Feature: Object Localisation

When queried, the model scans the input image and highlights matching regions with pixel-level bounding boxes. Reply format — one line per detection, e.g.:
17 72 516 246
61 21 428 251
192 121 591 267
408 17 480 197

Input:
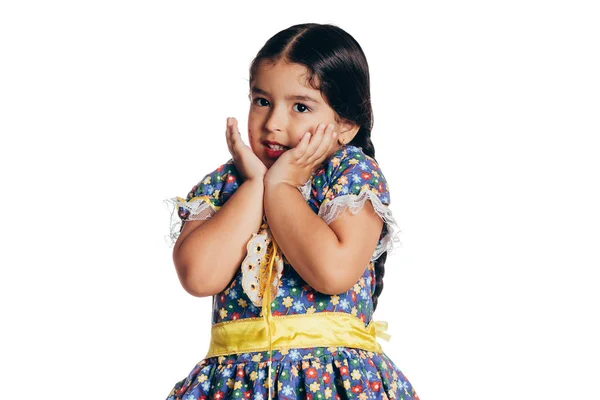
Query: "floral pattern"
167 146 418 399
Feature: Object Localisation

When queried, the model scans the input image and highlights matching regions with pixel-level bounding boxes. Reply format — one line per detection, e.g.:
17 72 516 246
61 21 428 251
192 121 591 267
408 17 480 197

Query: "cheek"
248 130 259 146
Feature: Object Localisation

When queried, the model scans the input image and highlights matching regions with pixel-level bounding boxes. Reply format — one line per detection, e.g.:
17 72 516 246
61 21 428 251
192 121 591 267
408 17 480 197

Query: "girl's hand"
264 123 339 188
226 117 267 182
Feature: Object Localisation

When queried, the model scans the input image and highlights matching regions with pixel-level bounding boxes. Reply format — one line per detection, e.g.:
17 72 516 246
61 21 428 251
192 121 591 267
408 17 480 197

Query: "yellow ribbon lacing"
262 239 278 400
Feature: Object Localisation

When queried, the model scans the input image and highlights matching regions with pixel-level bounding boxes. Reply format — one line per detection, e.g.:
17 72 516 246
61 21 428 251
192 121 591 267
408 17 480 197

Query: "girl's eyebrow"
251 86 320 104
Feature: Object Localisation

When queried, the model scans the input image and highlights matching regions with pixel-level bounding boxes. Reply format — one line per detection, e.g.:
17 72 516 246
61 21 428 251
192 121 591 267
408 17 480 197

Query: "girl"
165 23 419 400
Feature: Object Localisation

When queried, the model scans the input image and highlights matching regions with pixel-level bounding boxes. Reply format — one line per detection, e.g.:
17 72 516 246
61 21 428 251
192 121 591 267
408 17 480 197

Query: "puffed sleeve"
163 159 241 246
316 145 401 262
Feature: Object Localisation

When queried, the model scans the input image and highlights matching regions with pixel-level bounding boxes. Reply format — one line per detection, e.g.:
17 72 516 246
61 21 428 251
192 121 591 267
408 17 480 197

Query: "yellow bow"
373 320 392 341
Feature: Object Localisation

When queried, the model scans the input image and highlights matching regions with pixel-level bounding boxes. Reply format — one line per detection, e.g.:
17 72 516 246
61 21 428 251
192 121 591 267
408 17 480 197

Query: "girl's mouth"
264 143 289 158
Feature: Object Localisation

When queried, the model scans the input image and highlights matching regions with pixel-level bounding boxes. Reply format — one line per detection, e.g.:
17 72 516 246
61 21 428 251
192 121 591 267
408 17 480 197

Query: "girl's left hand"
264 123 339 188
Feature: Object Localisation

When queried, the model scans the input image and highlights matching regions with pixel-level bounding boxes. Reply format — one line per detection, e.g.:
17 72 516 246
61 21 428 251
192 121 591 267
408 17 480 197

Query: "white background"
1 1 598 399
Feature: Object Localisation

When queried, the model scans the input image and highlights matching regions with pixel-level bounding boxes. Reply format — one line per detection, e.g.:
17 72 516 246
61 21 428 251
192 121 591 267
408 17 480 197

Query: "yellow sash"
206 312 391 358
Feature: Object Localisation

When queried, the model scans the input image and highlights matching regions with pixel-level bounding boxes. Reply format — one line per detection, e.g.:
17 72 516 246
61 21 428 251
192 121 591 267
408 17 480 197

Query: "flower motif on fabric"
241 220 286 307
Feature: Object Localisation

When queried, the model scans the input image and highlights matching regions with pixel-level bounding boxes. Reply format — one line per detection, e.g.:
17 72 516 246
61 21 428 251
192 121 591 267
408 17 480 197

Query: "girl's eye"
253 98 270 107
293 103 310 113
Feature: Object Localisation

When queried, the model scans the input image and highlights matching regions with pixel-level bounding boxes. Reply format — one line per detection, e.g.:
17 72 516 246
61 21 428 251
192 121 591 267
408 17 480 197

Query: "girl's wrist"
242 175 266 186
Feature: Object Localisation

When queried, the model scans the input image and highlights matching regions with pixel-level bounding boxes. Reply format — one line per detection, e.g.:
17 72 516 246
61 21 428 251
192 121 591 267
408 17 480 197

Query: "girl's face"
248 60 346 169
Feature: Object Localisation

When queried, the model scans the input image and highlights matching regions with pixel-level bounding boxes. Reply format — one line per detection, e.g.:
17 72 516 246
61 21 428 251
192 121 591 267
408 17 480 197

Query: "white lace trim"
297 179 312 201
163 197 217 247
318 190 402 262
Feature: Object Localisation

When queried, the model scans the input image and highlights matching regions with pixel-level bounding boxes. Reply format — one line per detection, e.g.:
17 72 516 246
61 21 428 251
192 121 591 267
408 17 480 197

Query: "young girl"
165 23 419 400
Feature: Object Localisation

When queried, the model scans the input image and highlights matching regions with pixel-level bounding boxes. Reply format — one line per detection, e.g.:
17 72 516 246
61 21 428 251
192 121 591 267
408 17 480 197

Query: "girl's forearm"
264 181 343 294
173 178 264 297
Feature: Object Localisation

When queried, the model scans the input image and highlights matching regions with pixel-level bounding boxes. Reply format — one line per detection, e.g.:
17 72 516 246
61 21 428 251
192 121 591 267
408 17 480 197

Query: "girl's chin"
261 148 287 164
258 156 274 169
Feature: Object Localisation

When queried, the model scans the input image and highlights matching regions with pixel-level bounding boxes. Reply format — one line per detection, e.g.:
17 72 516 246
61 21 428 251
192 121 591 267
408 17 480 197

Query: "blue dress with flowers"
165 145 419 400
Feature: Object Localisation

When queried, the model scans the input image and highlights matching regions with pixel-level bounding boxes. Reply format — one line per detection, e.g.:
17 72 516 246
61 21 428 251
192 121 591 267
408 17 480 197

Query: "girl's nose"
264 107 286 132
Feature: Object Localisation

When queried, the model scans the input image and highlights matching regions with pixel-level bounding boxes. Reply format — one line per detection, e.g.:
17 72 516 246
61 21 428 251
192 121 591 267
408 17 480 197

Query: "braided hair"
249 23 388 311
349 133 387 311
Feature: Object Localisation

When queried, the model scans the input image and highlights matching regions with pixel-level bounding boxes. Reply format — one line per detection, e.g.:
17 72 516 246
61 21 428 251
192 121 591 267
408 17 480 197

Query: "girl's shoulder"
311 145 391 206
329 144 384 171
165 159 242 245
176 158 241 217
309 145 399 262
185 158 241 205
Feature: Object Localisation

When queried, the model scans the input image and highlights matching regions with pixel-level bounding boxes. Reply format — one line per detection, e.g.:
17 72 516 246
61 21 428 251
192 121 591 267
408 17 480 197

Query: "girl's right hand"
226 117 267 182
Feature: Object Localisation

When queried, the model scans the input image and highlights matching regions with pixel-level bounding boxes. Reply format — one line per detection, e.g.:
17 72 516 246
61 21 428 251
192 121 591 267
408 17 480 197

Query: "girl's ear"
337 119 360 145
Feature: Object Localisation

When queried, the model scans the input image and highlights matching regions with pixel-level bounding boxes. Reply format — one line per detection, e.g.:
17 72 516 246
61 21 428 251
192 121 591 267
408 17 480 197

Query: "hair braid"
349 134 387 311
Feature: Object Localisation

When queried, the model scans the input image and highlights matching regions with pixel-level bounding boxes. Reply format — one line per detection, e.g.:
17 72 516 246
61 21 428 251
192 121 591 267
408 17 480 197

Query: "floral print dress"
165 145 419 400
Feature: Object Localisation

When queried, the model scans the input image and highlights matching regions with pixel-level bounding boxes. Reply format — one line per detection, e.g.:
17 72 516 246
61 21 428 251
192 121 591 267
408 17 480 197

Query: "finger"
306 123 326 155
314 129 338 165
226 117 234 154
295 130 315 164
299 123 325 164
292 132 311 161
307 123 334 164
227 117 244 157
229 118 244 149
314 124 335 160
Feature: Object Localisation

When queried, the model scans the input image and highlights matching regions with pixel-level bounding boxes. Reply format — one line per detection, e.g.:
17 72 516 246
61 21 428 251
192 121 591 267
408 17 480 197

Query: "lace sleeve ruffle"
297 178 312 201
318 189 402 262
163 160 241 247
163 196 218 247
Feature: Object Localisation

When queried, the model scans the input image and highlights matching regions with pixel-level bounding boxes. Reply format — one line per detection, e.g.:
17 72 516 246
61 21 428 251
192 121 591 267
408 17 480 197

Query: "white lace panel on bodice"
240 222 285 307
